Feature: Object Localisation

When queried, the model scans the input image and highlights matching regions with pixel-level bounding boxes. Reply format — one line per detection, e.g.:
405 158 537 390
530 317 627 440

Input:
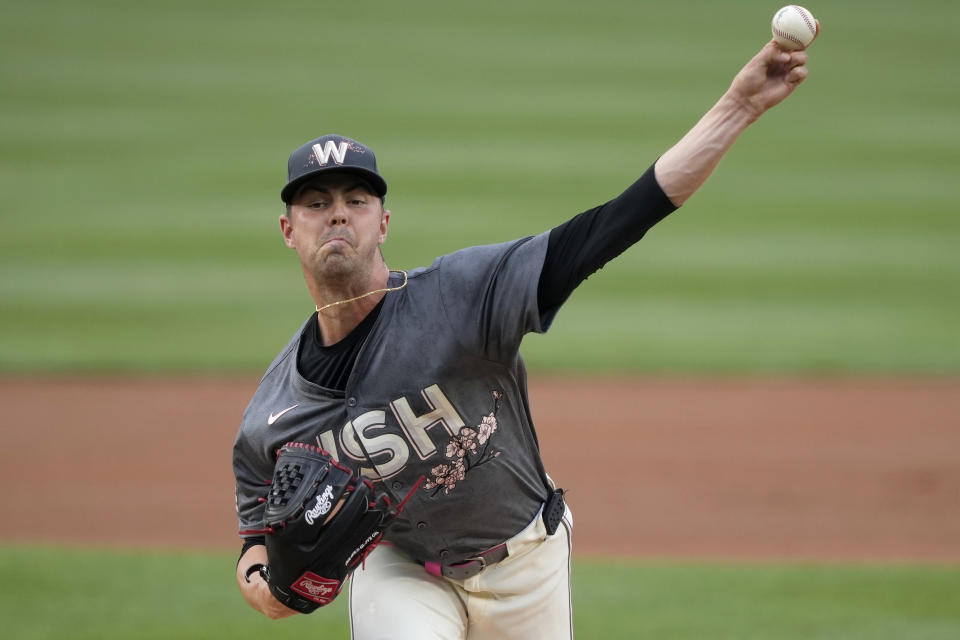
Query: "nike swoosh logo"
267 404 299 425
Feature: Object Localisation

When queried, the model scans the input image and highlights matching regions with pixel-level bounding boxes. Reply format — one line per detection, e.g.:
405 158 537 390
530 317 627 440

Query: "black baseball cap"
280 134 387 203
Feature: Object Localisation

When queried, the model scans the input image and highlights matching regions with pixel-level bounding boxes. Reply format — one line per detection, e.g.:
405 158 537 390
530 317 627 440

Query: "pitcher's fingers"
787 50 809 68
787 64 809 85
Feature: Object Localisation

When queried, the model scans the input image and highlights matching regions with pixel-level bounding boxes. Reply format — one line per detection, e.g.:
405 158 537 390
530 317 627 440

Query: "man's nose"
328 200 349 225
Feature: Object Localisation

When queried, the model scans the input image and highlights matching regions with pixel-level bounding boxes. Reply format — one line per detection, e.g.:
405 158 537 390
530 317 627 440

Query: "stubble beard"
309 244 381 293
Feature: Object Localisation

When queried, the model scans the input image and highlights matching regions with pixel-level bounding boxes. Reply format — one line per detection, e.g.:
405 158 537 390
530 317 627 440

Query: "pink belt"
424 490 565 581
424 542 509 581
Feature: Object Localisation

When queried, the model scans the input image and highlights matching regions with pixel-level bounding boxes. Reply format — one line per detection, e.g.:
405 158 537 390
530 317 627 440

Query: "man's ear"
379 209 391 245
280 214 296 248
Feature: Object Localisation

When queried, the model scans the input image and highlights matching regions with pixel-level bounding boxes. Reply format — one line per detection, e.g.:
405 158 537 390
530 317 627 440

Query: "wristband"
244 563 267 583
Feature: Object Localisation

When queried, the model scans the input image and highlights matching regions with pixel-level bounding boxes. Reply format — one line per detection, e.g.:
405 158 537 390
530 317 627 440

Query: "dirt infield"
1 376 957 561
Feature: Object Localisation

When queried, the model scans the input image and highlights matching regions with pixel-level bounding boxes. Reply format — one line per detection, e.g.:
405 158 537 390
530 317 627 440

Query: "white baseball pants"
349 505 574 639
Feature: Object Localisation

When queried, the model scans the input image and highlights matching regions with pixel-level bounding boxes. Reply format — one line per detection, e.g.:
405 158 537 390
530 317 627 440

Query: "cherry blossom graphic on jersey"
424 390 503 496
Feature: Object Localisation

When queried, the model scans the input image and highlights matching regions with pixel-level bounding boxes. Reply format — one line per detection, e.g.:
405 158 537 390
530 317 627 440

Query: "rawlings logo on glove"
258 442 414 613
304 485 335 525
291 572 341 607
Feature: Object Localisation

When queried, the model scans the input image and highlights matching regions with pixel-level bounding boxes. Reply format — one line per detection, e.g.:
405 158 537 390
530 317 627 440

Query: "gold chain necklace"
315 270 408 313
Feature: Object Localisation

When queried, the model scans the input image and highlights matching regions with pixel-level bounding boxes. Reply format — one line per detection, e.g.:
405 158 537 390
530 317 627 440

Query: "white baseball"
771 5 818 50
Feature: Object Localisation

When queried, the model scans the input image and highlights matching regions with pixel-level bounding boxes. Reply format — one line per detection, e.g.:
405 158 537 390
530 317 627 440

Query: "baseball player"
234 40 814 638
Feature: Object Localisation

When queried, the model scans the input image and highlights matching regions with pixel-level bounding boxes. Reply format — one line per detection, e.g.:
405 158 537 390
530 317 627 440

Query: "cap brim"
281 167 387 203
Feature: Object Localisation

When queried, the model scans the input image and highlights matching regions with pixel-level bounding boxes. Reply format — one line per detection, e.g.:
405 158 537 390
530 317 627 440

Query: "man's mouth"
323 236 352 247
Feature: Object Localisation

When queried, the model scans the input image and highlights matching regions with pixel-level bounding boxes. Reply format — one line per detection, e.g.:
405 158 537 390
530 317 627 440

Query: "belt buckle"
444 556 485 580
426 542 508 580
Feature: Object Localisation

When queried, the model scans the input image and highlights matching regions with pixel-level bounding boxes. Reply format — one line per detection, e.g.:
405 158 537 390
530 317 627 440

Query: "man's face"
281 173 390 283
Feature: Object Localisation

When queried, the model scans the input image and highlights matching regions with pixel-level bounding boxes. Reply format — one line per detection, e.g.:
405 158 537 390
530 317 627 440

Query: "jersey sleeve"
436 231 551 362
538 163 678 315
232 430 272 536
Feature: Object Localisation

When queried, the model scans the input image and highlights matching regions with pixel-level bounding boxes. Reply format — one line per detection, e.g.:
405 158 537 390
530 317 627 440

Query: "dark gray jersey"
233 232 558 565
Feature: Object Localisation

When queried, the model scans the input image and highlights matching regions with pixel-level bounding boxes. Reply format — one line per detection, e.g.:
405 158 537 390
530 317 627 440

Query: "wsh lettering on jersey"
315 385 503 494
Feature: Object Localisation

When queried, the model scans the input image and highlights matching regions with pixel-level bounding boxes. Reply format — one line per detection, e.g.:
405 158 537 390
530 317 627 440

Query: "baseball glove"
260 442 399 613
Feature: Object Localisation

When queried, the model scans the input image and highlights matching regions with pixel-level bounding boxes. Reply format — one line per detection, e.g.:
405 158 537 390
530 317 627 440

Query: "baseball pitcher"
233 37 815 639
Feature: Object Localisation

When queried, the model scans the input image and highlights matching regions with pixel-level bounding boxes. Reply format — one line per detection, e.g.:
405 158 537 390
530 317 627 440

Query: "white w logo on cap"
312 140 349 166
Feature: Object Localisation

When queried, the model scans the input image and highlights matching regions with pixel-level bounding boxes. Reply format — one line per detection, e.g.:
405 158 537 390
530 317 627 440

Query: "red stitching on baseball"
794 6 817 35
773 26 804 48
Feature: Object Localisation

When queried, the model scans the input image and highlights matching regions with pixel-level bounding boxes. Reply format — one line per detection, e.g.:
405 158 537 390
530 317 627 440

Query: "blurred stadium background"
2 0 957 374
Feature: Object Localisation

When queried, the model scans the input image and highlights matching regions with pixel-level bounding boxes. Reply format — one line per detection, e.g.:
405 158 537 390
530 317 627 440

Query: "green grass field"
2 546 959 640
1 0 957 374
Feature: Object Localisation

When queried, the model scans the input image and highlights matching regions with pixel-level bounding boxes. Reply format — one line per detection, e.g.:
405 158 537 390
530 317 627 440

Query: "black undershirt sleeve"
239 535 266 564
537 163 678 315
